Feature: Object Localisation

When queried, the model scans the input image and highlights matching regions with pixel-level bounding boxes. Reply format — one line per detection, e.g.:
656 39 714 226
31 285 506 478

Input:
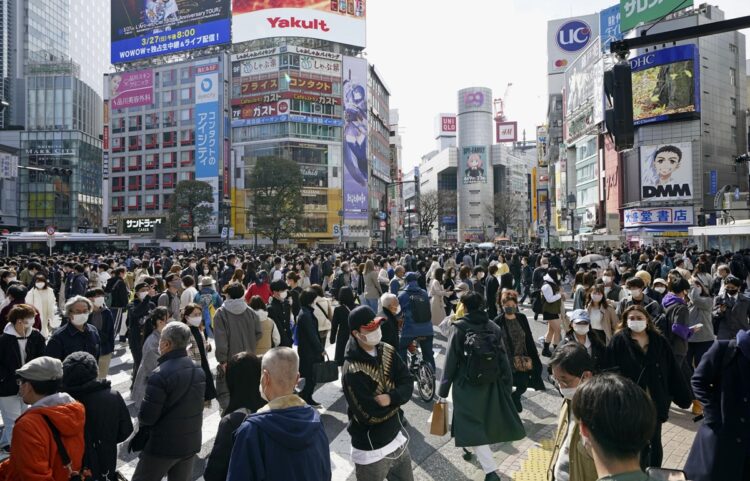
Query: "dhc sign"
557 20 592 52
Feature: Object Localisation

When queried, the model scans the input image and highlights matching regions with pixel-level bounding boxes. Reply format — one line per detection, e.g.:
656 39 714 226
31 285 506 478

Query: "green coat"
438 311 526 447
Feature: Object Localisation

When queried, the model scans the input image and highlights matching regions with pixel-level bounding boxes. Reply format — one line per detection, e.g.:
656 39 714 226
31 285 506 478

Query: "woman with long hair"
585 284 618 344
182 303 217 405
429 268 451 325
362 259 381 312
442 267 457 316
540 268 564 357
330 286 356 366
131 306 170 411
297 288 325 407
25 274 57 337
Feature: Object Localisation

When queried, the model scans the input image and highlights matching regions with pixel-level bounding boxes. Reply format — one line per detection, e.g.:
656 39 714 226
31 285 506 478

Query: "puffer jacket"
397 281 433 339
0 393 85 481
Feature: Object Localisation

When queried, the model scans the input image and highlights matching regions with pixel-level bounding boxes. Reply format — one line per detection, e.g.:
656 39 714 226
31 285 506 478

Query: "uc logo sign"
464 92 485 108
557 20 591 52
201 78 213 92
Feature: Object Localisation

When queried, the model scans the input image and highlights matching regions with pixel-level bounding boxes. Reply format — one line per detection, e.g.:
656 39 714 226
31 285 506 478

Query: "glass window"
180 88 192 101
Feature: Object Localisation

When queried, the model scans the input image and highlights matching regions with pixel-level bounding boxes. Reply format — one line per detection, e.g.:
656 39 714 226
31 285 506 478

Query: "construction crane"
493 82 513 123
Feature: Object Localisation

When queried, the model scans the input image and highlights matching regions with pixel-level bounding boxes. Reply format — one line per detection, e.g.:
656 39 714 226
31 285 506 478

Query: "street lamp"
566 193 577 246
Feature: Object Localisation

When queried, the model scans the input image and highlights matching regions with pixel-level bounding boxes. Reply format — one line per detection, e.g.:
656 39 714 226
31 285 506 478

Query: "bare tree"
418 190 440 236
487 191 523 236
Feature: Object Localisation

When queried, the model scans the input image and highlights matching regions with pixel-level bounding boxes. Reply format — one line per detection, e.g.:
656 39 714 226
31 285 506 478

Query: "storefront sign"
624 206 694 227
123 217 164 233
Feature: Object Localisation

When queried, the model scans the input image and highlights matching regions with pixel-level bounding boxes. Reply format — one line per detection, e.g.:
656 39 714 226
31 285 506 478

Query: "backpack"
409 292 431 324
455 320 502 385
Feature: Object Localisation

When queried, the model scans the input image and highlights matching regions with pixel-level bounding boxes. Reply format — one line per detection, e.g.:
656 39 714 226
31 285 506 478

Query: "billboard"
343 56 368 220
299 55 342 77
109 70 154 109
459 88 492 114
195 63 221 232
123 217 165 234
640 142 693 201
111 0 231 64
624 206 694 227
232 0 367 48
536 125 548 168
620 0 693 32
631 45 700 126
600 4 622 54
547 14 599 74
496 121 517 143
439 115 457 135
461 146 488 185
238 55 279 76
564 37 604 142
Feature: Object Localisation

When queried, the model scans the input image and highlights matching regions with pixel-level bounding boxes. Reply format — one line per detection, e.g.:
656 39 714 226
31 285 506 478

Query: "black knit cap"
62 351 98 388
348 305 382 333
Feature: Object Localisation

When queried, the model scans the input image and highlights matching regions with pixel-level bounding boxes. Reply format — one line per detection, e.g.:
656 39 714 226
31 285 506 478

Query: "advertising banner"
240 56 279 76
459 88 492 114
536 125 548 168
531 167 538 222
461 146 488 185
233 91 340 106
240 78 280 95
600 4 622 54
624 206 694 227
232 0 366 48
439 115 457 134
496 121 518 143
620 0 693 32
111 0 231 64
631 45 700 126
123 217 165 234
195 64 220 180
640 142 693 201
564 37 604 142
547 14 599 74
231 100 290 120
287 75 334 94
342 56 368 220
537 189 550 226
299 55 342 77
109 70 154 109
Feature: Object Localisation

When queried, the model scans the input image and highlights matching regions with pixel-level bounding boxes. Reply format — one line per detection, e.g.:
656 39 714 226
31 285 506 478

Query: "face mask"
629 289 642 298
590 293 603 303
359 328 382 346
169 281 181 289
190 263 197 269
93 297 105 308
602 276 612 284
456 292 465 299
278 291 288 300
259 374 268 402
35 282 45 289
654 286 666 294
726 290 739 297
7 277 16 282
627 319 648 333
71 313 89 326
477 273 484 280
573 324 590 336
503 306 516 315
24 318 35 329
138 291 148 300
187 315 202 327
204 269 210 274
560 386 578 400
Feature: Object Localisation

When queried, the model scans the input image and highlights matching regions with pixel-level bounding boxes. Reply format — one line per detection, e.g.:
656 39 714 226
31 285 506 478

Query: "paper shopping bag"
429 401 448 436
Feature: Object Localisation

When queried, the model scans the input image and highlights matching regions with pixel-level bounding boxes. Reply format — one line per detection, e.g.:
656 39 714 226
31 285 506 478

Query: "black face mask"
503 306 516 315
726 290 739 296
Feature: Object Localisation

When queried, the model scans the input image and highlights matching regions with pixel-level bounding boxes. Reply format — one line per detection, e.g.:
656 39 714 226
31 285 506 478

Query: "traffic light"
697 213 707 227
604 62 634 151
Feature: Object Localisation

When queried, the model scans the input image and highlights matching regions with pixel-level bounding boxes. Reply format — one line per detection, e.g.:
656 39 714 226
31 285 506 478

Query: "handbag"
313 353 339 383
429 401 449 436
41 415 92 481
513 355 533 372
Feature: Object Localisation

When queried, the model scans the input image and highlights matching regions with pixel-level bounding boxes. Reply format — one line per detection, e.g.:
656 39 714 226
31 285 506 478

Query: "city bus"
0 232 131 256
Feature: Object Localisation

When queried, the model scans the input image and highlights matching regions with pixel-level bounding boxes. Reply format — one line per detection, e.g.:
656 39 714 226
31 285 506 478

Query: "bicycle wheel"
416 362 435 402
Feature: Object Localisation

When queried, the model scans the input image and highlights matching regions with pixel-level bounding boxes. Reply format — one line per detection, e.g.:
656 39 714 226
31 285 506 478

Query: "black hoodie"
342 337 414 451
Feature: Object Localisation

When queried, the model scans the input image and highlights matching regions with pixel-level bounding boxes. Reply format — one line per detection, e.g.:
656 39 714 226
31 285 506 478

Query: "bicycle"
406 336 435 402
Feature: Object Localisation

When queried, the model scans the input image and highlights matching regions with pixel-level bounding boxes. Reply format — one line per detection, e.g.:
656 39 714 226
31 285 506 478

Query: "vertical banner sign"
195 63 221 232
620 0 693 32
531 167 538 222
343 56 368 221
600 4 622 53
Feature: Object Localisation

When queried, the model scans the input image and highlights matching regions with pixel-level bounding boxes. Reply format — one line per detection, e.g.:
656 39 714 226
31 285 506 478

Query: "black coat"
0 328 46 396
330 304 352 366
189 325 217 402
493 312 545 391
297 306 323 378
378 309 400 351
204 410 248 481
65 380 133 481
685 340 750 481
268 297 293 347
485 276 500 320
558 330 606 372
45 322 101 361
104 277 130 309
139 349 206 458
604 329 692 423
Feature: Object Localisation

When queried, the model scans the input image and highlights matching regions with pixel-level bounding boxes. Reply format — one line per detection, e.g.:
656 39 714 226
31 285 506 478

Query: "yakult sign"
547 14 599 74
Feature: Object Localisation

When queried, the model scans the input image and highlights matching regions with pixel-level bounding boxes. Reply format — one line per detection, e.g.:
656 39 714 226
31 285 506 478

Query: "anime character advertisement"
342 56 368 220
640 142 693 201
461 146 488 184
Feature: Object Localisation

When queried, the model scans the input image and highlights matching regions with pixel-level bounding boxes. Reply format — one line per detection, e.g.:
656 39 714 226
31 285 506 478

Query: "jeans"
354 445 414 481
364 297 379 312
132 453 195 481
0 396 26 447
473 445 498 474
397 336 435 371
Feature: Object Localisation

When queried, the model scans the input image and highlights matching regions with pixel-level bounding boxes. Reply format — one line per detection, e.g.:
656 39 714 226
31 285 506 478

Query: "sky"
365 0 750 171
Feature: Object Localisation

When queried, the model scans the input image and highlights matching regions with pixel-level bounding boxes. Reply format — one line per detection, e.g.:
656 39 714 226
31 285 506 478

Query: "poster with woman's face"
640 142 693 201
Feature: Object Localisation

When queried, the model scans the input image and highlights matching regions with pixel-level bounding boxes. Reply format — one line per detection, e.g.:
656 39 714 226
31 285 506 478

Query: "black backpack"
409 292 431 324
455 320 502 385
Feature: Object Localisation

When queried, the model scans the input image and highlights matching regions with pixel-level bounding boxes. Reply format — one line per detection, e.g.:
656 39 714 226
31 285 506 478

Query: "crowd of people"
0 244 748 480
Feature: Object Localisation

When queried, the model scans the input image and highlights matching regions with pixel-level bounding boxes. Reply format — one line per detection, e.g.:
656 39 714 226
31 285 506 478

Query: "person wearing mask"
65 264 89 300
17 262 40 288
25 274 57 338
310 284 333 347
204 352 266 481
647 277 668 306
710 264 730 296
712 275 750 339
158 273 181 323
439 292 525 481
604 305 692 468
429 268 452 325
105 267 130 343
248 296 280 356
0 305 45 452
127 282 155 381
397 272 435 371
296 288 326 407
46 296 101 362
571 374 661 481
182 304 217 405
131 307 169 412
131 322 205 481
85 289 115 379
493 290 544 413
179 275 198 314
267 280 293 348
61 351 133 481
362 259 382 312
389 266 407 295
180 258 199 286
227 347 331 481
684 328 750 481
0 356 85 480
377 259 391 295
214 283 263 410
616 277 663 324
218 254 237 291
471 267 487 300
662 278 702 387
194 276 222 339
558 309 606 371
601 268 627 303
685 276 715 413
378 293 402 350
547 343 597 481
519 257 534 305
331 261 352 299
541 269 564 357
330 286 356 366
244 271 272 304
484 265 501 320
286 271 303 318
0 285 41 330
342 306 415 480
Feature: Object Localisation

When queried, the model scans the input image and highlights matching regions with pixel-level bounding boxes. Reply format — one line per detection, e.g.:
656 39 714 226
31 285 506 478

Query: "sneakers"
484 471 502 481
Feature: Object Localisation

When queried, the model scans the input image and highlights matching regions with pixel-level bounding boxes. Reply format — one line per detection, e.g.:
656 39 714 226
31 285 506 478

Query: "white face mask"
93 297 105 308
35 282 45 289
359 327 382 346
590 293 603 303
629 289 642 298
190 263 197 269
138 291 148 300
8 277 16 282
71 313 89 326
187 315 202 327
560 386 578 400
602 276 612 284
573 324 590 336
278 291 288 301
654 286 666 294
627 319 648 333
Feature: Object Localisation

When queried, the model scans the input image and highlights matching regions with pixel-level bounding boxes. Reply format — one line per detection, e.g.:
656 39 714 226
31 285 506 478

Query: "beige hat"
199 276 215 287
16 356 63 382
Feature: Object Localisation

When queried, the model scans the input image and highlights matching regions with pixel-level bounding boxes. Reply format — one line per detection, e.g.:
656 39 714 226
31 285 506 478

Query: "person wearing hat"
127 282 156 382
61 352 133 481
558 309 605 371
712 275 750 340
397 272 434 370
267 280 293 348
0 356 85 480
341 305 415 480
647 277 667 305
194 275 222 339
